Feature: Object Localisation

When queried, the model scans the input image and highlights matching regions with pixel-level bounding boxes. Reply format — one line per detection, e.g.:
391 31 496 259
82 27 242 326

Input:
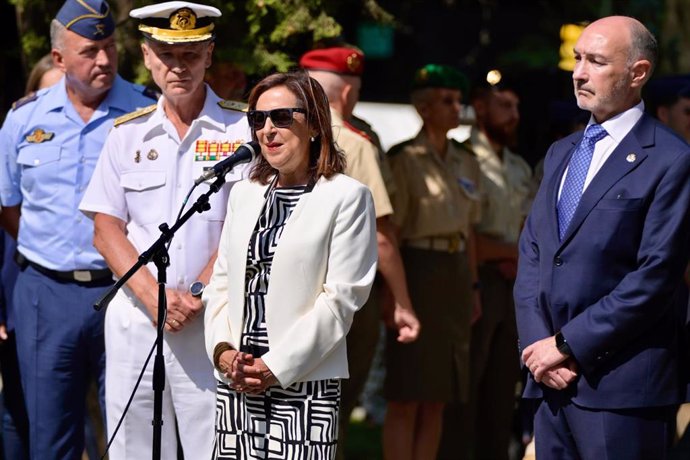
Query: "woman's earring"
310 136 316 142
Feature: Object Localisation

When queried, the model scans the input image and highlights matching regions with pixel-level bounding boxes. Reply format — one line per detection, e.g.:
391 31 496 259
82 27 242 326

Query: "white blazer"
204 173 378 387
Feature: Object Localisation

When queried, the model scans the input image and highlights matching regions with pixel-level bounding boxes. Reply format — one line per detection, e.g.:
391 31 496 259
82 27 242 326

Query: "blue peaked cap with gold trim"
56 0 115 40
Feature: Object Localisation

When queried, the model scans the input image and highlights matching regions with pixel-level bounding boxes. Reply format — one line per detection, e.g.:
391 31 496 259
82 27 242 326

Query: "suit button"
554 257 563 266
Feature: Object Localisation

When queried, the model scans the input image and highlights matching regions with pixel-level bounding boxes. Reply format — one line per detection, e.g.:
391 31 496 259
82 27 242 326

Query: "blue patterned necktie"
557 124 607 240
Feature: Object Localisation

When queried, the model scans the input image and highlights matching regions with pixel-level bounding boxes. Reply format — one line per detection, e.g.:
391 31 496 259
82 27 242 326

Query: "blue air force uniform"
1 77 156 269
0 1 156 457
0 76 156 459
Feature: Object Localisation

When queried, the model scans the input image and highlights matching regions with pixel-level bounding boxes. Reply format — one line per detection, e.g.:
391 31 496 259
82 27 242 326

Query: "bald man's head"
307 70 361 119
572 16 656 122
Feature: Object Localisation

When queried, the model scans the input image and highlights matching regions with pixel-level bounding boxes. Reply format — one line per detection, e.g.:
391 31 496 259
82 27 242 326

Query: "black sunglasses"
247 107 307 130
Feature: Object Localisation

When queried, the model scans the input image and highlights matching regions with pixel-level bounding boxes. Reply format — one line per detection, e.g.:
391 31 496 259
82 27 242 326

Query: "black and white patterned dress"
213 185 341 460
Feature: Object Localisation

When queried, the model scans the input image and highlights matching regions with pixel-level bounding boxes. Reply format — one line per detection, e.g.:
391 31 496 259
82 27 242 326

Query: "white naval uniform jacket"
80 86 250 291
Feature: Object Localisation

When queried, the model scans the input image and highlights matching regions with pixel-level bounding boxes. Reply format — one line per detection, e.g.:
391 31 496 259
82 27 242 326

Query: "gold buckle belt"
405 234 466 253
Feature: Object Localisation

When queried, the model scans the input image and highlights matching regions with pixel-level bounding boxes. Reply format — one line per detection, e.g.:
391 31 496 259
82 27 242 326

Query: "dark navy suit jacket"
515 113 690 409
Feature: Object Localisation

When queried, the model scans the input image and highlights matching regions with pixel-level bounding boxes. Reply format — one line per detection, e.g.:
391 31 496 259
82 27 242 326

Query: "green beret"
412 64 469 94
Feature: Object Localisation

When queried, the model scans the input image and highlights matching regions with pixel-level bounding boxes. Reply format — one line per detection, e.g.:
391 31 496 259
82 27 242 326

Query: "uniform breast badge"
147 149 159 161
25 128 55 143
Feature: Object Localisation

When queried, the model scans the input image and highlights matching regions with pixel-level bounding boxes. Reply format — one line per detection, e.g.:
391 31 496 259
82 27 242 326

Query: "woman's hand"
217 349 241 378
231 354 278 394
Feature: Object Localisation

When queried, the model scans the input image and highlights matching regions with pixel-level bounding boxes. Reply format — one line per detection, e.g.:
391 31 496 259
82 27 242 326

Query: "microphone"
194 141 260 185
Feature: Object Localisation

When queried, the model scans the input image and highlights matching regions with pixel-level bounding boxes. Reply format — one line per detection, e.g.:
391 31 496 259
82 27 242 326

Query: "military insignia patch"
25 128 55 143
458 177 475 193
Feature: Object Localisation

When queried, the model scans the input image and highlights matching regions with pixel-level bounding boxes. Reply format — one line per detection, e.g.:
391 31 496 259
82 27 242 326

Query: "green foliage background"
9 0 395 88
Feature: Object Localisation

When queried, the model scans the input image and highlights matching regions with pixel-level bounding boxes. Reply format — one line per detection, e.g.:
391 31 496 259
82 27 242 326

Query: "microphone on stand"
193 140 260 185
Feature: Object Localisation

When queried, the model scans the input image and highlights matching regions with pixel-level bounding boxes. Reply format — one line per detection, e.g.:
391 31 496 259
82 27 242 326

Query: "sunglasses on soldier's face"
247 107 307 130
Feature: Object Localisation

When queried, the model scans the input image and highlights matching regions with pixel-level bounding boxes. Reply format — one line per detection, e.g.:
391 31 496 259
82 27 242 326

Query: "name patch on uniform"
25 128 55 143
194 140 244 161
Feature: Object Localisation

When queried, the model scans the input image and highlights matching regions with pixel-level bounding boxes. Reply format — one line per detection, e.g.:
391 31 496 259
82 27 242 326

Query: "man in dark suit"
515 15 690 459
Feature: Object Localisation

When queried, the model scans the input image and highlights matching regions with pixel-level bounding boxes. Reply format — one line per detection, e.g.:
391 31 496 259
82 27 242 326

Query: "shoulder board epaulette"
451 138 476 156
343 120 372 142
218 100 248 112
11 92 38 111
114 104 157 127
387 138 415 157
143 86 161 101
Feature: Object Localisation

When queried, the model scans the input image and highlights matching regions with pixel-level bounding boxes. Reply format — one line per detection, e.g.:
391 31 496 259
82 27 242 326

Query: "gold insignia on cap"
170 8 196 30
25 128 55 144
135 150 141 163
418 68 428 82
626 153 636 163
346 53 361 73
94 23 105 36
147 149 159 161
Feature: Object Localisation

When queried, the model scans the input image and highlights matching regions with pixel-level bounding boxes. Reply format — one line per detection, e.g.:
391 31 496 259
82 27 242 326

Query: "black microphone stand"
94 175 227 460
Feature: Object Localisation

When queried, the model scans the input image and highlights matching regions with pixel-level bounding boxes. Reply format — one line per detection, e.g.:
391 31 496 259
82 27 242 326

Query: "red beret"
299 47 364 76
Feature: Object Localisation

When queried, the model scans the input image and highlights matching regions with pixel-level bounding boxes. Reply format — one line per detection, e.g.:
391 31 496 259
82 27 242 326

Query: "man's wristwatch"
555 331 572 356
189 280 205 298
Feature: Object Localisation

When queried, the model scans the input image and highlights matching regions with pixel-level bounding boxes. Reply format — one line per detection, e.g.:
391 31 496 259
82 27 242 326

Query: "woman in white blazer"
203 71 377 459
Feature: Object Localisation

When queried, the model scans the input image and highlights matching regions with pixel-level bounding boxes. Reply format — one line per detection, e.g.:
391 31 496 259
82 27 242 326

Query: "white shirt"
80 86 251 290
559 101 644 199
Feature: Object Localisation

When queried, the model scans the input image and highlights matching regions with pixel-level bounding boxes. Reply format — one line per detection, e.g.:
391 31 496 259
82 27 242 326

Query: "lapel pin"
147 149 159 161
626 153 636 163
134 150 141 163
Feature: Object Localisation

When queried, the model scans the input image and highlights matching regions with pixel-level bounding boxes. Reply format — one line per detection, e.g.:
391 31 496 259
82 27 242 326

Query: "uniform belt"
405 234 466 253
14 251 112 284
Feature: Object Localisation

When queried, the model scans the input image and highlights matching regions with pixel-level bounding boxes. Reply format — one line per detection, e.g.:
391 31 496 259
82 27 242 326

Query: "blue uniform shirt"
0 75 156 270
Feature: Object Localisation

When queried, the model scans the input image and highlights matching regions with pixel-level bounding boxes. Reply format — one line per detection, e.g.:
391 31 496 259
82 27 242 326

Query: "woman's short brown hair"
247 71 346 185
